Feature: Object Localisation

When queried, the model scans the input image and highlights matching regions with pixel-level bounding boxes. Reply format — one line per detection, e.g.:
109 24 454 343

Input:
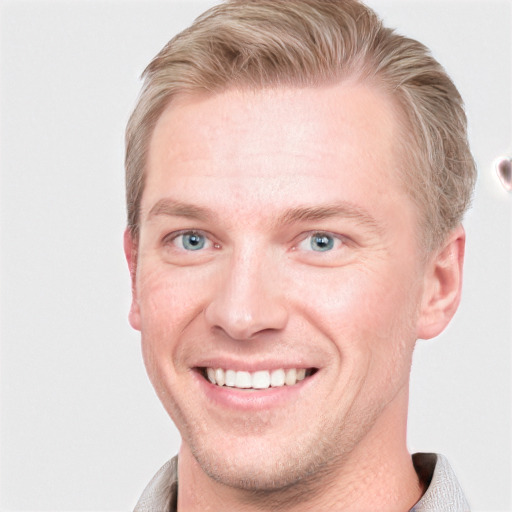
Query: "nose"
204 246 288 340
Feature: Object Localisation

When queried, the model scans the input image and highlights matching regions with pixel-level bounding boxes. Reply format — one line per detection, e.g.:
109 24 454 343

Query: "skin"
125 83 465 511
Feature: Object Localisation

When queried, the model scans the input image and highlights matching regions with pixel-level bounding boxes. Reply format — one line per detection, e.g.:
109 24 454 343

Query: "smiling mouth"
199 367 317 390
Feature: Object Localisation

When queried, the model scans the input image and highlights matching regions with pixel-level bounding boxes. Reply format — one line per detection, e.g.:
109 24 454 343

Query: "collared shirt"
134 453 470 511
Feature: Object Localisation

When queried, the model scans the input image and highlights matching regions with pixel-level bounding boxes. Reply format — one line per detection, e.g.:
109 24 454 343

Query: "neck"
177 386 423 512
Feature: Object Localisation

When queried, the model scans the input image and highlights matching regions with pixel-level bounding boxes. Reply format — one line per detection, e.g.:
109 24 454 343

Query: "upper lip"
192 358 318 373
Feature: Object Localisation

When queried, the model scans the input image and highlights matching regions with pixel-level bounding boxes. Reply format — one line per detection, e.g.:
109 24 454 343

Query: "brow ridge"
147 198 382 233
276 203 383 233
147 198 213 222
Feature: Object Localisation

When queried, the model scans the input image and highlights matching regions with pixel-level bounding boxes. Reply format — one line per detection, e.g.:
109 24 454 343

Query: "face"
128 84 429 490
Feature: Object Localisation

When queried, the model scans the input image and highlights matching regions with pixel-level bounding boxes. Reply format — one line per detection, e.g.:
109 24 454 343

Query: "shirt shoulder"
133 456 178 512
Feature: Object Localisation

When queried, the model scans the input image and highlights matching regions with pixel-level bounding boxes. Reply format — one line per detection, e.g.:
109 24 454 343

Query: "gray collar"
411 453 470 511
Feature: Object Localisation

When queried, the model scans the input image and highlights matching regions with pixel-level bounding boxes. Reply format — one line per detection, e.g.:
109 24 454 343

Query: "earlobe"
124 228 141 331
416 225 466 340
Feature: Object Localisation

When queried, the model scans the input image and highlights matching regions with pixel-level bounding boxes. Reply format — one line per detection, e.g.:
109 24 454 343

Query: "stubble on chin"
183 411 370 508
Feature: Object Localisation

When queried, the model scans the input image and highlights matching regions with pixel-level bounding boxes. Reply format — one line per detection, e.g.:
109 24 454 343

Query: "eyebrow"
275 203 383 234
147 198 382 233
148 198 214 222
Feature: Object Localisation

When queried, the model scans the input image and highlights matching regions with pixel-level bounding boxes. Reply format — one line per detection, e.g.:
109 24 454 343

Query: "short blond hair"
125 0 476 251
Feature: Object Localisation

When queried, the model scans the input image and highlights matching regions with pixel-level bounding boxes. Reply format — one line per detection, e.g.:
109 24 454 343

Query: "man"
124 1 476 510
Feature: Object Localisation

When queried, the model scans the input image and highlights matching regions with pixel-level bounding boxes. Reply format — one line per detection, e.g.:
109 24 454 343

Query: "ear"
124 228 141 331
416 225 466 340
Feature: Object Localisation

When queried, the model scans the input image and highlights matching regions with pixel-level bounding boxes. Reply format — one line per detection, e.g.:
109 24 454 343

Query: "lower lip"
193 370 317 411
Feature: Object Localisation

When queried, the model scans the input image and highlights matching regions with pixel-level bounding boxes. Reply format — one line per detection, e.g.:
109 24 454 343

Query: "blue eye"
309 232 335 251
180 231 206 251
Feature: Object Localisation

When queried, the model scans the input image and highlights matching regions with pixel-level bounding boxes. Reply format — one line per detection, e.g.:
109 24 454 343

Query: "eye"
310 233 334 251
182 232 206 250
168 230 212 251
298 232 343 252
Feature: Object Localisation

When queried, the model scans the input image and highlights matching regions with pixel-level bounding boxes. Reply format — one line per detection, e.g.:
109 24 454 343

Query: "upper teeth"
206 368 307 389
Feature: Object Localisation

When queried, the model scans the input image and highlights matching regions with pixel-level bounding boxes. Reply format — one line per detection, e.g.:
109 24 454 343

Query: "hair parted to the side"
125 0 476 252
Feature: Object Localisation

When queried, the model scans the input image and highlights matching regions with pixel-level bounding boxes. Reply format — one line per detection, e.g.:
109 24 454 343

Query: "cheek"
136 265 212 376
291 264 421 355
138 263 210 328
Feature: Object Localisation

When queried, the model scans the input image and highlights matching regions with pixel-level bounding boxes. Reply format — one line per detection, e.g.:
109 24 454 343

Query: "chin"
187 430 345 494
197 453 316 492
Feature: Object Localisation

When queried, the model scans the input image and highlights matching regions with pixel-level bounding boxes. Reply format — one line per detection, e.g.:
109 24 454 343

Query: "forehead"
143 83 411 224
150 83 401 166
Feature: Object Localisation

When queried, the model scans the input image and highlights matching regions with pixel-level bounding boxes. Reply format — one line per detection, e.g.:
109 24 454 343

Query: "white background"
0 1 510 510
